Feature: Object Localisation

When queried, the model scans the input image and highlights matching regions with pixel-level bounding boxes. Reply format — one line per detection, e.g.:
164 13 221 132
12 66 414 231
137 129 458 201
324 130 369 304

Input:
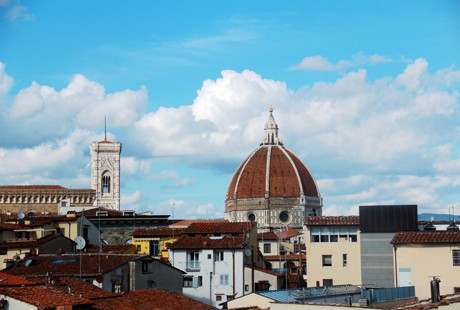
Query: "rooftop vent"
447 221 459 231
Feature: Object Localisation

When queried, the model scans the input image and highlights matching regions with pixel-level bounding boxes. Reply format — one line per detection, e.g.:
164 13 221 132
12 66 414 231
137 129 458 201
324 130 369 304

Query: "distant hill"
418 213 460 221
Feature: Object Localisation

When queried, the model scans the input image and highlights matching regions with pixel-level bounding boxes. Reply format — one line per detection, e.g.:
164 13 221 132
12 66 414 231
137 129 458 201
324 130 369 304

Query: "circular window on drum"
279 211 290 223
248 213 256 222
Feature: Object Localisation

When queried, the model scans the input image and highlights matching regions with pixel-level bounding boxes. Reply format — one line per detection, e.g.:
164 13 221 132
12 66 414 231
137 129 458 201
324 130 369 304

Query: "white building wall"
169 248 245 308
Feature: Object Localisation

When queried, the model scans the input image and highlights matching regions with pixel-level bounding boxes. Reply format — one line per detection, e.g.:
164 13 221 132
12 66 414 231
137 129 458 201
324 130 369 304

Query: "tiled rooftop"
169 219 228 228
305 216 360 226
84 244 137 254
0 185 67 190
169 236 247 249
4 254 147 277
258 228 302 240
133 227 185 237
0 272 35 286
183 221 256 235
0 232 66 249
263 254 306 261
0 285 93 308
391 231 460 244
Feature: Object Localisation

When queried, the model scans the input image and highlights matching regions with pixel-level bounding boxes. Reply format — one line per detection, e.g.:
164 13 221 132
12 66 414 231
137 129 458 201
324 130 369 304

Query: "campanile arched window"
102 171 111 194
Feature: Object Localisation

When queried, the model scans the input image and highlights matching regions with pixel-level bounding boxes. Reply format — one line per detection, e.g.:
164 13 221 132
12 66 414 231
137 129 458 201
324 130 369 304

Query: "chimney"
430 277 441 303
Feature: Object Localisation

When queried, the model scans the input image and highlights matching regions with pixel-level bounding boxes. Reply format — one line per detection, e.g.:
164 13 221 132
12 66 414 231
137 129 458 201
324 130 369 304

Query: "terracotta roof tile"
391 231 460 244
169 219 228 228
169 236 247 249
183 221 256 235
84 244 137 254
0 285 93 308
305 216 360 226
263 254 306 261
4 254 147 277
121 289 216 310
133 227 185 237
0 185 68 190
257 231 279 240
29 276 118 299
0 232 66 249
0 272 35 286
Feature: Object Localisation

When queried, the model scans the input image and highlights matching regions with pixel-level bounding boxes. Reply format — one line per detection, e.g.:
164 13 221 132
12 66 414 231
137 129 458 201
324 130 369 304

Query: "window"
453 250 460 266
102 172 111 194
83 226 89 240
279 211 289 223
141 260 151 273
136 245 141 252
183 276 193 287
310 226 358 243
187 251 200 270
214 251 224 261
149 240 160 256
322 255 332 267
343 254 348 267
323 279 333 287
248 214 256 222
220 274 229 285
263 243 271 254
216 295 223 301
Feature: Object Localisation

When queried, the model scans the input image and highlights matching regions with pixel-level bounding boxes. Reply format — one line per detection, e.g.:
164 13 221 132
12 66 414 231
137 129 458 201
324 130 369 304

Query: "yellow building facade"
305 216 362 287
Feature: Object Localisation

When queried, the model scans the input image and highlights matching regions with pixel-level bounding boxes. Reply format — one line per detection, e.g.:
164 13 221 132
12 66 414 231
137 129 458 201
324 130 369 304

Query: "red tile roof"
0 233 67 249
183 221 256 235
85 244 137 254
121 289 216 310
391 231 460 244
0 185 67 190
133 227 185 237
29 276 118 299
263 254 306 261
79 207 124 217
258 229 302 240
4 254 147 278
0 285 93 308
169 236 247 249
169 219 228 228
245 265 283 277
305 216 360 226
0 272 35 286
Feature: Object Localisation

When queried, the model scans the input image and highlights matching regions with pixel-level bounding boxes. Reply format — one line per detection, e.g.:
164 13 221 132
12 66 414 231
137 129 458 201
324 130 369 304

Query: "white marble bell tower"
90 128 122 210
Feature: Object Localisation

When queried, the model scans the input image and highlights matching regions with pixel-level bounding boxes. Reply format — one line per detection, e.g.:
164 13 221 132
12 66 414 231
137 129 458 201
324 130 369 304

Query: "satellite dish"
25 259 33 267
244 248 252 257
74 236 86 250
17 212 25 220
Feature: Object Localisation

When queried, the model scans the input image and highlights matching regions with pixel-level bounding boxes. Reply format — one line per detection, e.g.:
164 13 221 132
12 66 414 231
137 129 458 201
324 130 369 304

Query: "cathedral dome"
225 108 322 230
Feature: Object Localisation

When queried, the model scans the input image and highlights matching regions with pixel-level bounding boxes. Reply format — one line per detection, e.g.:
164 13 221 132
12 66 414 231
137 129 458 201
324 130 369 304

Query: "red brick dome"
226 145 319 200
225 109 322 229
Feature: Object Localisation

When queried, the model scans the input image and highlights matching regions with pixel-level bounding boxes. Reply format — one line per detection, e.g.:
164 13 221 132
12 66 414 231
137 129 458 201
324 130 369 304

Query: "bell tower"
90 123 122 210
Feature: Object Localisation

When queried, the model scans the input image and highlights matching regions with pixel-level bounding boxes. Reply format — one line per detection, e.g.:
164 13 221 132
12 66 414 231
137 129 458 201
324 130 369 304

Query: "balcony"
186 260 200 271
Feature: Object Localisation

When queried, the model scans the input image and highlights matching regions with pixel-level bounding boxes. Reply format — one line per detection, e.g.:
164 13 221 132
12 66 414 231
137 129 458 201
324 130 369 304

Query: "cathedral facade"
225 108 322 231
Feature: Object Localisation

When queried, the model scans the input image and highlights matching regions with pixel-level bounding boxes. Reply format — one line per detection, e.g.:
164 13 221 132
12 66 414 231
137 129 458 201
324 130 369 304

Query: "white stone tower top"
90 134 122 210
261 107 283 146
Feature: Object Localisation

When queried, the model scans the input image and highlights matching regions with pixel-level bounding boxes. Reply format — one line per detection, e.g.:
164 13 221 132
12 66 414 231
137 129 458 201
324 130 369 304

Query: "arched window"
102 172 111 194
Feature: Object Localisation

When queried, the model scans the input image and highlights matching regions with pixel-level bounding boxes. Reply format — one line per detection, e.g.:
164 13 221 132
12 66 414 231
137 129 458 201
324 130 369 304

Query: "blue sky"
1 1 460 218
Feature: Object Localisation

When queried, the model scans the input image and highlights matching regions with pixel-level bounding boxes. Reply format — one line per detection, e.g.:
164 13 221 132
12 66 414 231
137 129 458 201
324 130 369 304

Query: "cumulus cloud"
2 57 460 217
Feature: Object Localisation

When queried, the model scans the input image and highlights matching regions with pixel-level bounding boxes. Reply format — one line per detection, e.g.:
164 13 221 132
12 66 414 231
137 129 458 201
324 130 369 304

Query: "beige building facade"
305 216 361 287
392 231 460 299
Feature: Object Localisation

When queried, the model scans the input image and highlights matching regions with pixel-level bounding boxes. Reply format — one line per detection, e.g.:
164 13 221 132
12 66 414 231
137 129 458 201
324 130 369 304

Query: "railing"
186 260 200 271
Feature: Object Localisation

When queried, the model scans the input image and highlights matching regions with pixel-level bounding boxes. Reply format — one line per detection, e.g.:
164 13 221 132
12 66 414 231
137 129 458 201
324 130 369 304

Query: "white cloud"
290 55 353 71
6 5 34 21
290 53 393 71
0 62 13 97
2 57 460 217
